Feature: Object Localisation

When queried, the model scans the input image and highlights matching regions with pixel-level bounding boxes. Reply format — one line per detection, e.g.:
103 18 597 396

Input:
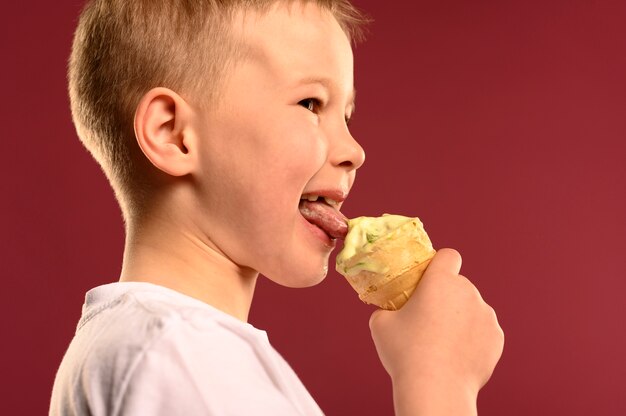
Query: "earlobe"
134 87 195 177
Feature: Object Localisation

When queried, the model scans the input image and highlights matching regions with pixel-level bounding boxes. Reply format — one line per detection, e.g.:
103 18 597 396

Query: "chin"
266 261 330 289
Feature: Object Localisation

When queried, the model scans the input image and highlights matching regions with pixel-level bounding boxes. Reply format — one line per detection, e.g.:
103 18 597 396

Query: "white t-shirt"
49 282 324 416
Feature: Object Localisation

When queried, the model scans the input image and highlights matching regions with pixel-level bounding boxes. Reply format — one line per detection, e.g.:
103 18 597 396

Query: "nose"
330 127 366 171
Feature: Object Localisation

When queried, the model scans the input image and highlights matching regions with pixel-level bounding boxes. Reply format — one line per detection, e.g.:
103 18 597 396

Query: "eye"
298 98 321 112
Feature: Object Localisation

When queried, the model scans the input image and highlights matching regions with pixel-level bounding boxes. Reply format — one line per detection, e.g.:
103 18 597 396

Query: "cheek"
257 125 326 190
282 128 327 176
195 115 326 237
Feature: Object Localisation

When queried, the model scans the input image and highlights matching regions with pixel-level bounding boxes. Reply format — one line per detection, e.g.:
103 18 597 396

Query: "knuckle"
486 306 505 342
494 313 505 340
457 275 482 299
457 274 472 286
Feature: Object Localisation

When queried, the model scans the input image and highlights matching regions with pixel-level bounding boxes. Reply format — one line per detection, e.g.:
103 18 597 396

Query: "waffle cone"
337 217 435 310
350 258 433 310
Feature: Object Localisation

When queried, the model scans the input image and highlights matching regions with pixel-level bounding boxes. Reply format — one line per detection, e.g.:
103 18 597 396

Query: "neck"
119 207 258 322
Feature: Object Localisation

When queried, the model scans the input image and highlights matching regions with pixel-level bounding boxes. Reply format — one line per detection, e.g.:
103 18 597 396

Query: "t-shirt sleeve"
115 317 308 416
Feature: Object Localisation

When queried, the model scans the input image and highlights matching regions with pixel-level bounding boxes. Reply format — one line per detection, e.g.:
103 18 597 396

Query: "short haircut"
69 0 369 225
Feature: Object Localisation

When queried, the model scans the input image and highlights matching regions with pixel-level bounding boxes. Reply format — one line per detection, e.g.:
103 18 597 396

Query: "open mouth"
300 194 341 207
298 195 348 239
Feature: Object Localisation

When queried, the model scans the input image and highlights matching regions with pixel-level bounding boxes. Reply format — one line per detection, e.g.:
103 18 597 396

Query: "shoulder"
96 287 278 395
52 284 319 415
100 289 303 414
80 286 268 378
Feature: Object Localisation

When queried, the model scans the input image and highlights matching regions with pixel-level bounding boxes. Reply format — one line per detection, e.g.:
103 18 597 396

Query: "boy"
50 0 504 415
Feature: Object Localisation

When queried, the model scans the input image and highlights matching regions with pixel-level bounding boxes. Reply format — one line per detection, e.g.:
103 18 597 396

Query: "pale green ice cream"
336 214 415 277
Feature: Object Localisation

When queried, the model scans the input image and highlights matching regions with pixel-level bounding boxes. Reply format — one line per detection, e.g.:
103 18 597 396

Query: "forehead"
233 2 354 94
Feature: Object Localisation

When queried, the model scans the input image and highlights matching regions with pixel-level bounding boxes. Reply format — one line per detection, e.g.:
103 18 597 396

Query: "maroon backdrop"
3 1 625 414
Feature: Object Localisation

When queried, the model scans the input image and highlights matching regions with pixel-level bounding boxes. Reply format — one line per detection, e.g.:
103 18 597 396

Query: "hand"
369 249 504 415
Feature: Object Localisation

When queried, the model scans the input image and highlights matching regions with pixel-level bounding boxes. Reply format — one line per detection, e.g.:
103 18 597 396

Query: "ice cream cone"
351 257 433 310
336 215 436 310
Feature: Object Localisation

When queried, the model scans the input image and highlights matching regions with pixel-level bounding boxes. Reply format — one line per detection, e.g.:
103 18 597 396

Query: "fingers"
423 248 462 277
399 249 463 313
370 248 463 329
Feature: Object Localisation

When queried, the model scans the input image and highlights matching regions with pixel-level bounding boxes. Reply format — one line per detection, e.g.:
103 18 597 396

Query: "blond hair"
69 0 369 225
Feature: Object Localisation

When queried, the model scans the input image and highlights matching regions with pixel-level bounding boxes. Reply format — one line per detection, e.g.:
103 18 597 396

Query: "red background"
2 1 625 414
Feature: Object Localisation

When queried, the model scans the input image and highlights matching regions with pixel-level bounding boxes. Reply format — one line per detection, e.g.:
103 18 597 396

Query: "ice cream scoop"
335 214 436 310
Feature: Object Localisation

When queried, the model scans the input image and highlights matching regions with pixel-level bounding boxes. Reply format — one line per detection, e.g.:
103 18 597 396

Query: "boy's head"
70 0 368 286
70 0 366 219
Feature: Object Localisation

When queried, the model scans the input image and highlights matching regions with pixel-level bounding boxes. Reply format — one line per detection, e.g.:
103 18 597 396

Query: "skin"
121 2 364 321
121 2 504 414
370 249 504 415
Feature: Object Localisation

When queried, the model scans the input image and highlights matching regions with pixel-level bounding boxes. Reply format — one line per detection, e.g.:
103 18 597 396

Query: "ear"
134 87 195 177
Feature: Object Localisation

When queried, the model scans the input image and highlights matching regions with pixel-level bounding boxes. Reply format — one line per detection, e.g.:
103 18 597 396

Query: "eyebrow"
297 76 357 110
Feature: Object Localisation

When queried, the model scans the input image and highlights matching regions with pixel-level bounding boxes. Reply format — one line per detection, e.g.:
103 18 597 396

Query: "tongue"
299 200 348 239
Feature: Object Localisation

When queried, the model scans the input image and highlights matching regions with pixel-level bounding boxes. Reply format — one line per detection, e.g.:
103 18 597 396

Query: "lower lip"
299 214 336 249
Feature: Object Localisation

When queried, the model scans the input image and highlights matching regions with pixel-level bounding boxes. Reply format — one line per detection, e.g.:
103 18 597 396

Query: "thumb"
396 248 463 312
423 248 463 278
